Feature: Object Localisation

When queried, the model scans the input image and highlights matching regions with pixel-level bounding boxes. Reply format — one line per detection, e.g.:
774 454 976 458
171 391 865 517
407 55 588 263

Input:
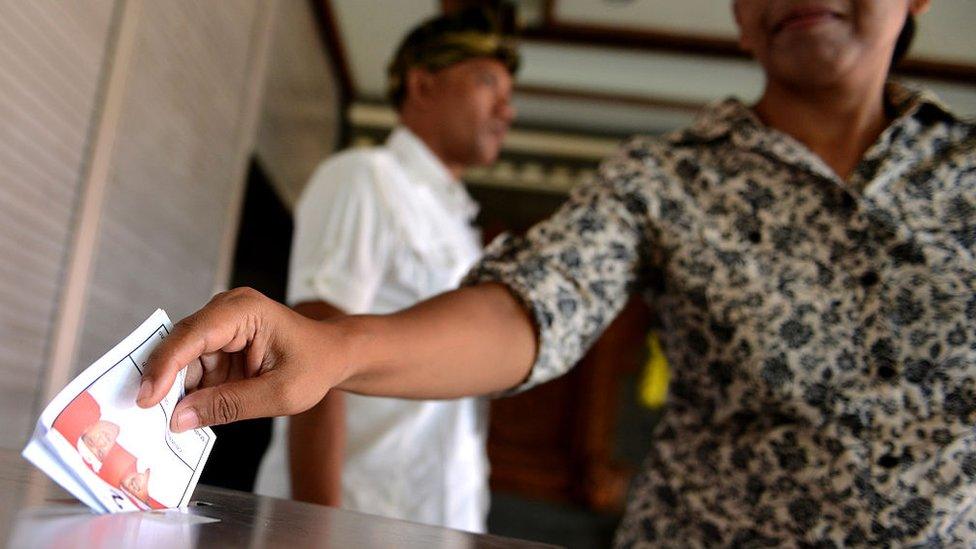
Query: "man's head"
79 420 119 465
388 8 520 172
122 468 151 503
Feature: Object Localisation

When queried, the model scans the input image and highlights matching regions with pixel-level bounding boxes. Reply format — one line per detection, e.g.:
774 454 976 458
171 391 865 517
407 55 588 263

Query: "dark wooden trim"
312 0 355 101
542 0 555 26
354 85 705 118
523 22 745 59
440 0 464 13
524 19 976 84
895 58 976 83
516 84 704 113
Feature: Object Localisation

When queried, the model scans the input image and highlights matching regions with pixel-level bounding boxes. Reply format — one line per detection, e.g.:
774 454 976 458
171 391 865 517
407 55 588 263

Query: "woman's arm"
138 282 536 432
336 282 537 397
140 144 655 432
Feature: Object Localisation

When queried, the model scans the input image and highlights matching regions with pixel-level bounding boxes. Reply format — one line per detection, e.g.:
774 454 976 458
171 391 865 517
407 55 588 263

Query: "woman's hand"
137 287 348 432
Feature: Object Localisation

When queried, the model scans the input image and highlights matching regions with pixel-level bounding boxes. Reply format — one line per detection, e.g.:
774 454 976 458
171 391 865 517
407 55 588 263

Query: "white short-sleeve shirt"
254 127 488 533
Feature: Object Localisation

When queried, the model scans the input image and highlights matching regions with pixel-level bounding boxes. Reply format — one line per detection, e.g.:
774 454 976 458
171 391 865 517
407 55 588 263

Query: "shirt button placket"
858 269 898 381
858 256 906 484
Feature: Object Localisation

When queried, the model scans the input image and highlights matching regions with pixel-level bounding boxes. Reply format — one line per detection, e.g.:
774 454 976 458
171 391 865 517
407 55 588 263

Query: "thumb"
139 288 270 408
169 375 284 432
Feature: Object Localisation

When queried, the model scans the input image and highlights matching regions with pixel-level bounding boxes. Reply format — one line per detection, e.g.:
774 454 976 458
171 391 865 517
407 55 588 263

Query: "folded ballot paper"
22 309 215 513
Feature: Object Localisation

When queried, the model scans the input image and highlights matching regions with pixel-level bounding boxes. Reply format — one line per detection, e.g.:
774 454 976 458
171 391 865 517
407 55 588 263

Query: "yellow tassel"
638 331 669 408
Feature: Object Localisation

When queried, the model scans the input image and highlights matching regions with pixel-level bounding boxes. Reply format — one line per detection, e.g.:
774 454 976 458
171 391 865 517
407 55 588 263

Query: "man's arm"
138 282 536 431
288 301 346 506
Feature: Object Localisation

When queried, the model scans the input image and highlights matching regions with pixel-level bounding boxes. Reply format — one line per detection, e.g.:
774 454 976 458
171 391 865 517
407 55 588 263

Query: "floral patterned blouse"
465 83 976 547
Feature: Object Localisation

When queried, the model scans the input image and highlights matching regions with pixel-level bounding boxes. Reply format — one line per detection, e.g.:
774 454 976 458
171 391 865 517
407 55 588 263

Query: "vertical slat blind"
0 0 296 447
0 0 116 449
75 1 265 368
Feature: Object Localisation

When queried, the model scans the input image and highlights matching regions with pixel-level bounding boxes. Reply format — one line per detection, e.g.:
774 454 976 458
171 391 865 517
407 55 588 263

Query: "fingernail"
137 380 152 404
174 408 200 432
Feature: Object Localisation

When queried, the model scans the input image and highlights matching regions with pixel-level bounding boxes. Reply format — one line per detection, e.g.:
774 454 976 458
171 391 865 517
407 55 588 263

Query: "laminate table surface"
0 448 557 548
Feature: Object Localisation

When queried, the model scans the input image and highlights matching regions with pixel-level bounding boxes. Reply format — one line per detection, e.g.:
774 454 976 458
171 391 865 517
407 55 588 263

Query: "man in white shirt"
253 8 518 533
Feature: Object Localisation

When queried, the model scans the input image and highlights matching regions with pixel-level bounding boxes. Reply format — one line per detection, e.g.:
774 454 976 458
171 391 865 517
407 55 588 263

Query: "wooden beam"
896 58 976 83
516 84 704 113
523 20 976 84
522 22 745 59
311 0 354 101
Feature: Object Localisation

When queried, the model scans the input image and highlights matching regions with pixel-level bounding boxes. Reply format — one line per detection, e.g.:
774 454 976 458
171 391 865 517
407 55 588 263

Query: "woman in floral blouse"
141 0 976 545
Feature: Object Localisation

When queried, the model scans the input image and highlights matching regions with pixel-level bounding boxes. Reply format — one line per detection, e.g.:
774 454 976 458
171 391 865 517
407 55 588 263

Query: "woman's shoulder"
596 126 726 190
610 99 745 167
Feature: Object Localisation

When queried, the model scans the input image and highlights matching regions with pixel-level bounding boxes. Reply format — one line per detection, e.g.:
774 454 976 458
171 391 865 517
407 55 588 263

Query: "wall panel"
0 0 116 448
76 0 271 368
254 0 342 210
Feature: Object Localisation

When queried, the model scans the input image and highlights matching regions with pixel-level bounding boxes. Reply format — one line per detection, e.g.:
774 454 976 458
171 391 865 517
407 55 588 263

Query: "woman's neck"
753 76 890 181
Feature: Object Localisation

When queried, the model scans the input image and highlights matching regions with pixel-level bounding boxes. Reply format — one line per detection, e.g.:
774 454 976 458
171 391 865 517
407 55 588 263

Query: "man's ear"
404 67 436 110
732 0 754 53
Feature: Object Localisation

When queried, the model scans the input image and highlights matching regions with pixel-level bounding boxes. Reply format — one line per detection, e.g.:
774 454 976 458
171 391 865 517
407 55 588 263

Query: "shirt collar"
666 97 755 144
387 126 480 221
669 81 958 146
665 81 962 188
884 80 957 122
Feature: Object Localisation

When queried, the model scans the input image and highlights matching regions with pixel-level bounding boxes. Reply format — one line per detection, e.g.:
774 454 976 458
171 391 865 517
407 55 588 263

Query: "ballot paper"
22 309 216 513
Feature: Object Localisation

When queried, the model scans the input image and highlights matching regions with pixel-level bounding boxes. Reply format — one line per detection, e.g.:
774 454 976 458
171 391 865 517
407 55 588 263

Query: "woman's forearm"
334 283 537 399
139 283 536 430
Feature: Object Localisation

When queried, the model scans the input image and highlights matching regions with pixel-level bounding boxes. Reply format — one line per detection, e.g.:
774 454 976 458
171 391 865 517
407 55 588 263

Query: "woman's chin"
767 49 857 90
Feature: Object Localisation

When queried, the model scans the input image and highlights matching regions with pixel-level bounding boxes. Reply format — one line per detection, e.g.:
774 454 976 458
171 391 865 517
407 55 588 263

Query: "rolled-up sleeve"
463 141 664 392
287 156 392 313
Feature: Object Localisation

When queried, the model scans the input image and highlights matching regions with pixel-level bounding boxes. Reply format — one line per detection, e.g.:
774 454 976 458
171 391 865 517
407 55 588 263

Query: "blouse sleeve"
463 139 666 393
287 155 392 313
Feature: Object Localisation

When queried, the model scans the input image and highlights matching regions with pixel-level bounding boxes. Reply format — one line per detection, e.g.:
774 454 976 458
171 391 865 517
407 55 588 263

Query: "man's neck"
401 120 465 180
753 75 889 181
